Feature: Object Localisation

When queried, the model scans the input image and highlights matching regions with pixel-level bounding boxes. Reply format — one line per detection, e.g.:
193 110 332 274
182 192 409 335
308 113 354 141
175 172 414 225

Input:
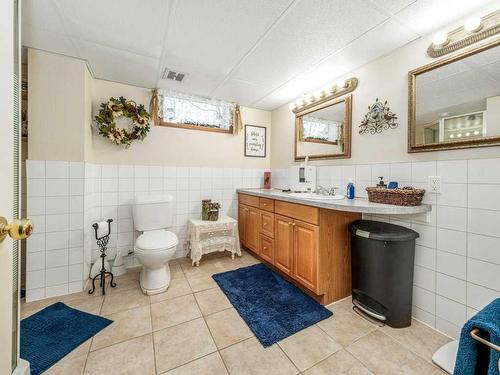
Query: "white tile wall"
26 160 266 301
274 158 500 339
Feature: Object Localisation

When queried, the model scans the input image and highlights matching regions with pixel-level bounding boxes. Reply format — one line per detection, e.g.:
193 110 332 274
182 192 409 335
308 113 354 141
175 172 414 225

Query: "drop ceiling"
22 0 498 110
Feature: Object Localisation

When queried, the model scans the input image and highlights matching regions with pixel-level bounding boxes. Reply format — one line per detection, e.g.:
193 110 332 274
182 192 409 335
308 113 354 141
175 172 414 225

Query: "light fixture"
457 133 462 138
465 132 471 137
432 32 448 47
449 134 455 138
473 130 480 135
464 17 482 32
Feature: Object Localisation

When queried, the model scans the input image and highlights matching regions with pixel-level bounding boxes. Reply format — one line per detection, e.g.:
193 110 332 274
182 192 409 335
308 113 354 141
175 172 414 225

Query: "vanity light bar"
288 77 358 111
428 9 500 57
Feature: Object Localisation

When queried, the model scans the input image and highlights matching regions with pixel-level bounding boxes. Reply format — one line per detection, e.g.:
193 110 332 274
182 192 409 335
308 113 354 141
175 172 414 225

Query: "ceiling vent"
162 68 186 82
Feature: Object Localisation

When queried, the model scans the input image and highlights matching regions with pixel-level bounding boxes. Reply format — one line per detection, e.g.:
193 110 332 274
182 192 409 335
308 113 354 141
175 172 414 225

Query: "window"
159 91 236 133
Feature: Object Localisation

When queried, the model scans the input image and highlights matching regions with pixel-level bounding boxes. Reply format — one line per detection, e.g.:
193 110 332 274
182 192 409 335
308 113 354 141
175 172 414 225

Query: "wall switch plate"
429 176 441 193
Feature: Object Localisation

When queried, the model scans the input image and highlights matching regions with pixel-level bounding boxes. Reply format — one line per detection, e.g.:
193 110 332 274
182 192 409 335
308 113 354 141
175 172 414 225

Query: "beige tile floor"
22 251 451 375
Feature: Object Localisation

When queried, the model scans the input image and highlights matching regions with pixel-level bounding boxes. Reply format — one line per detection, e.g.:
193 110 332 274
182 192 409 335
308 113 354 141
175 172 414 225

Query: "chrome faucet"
315 186 338 196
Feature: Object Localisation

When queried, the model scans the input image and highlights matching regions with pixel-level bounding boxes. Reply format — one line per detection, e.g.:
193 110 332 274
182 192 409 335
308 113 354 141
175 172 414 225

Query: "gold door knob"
0 217 33 242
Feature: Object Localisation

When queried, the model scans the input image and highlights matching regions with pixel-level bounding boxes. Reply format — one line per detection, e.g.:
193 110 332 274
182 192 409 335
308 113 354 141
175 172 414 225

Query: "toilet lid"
136 230 178 251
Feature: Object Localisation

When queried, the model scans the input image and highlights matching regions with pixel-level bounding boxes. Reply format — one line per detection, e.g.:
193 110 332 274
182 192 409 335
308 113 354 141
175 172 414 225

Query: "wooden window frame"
158 120 233 134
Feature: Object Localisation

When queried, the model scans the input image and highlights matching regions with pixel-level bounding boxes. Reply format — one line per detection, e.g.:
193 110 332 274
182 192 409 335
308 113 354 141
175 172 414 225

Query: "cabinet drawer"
238 193 259 208
259 211 274 238
275 200 319 225
259 198 274 212
259 234 274 264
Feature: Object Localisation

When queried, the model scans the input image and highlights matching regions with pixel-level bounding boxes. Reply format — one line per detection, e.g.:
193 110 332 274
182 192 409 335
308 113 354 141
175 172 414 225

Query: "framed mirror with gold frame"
408 39 500 152
294 94 352 161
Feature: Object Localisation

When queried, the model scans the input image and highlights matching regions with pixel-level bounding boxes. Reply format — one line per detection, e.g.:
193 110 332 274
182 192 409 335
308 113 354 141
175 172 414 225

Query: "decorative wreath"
94 96 151 146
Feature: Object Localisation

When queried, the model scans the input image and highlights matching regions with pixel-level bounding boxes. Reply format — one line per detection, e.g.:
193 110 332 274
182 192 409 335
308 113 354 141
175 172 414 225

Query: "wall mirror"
295 95 352 160
409 39 500 152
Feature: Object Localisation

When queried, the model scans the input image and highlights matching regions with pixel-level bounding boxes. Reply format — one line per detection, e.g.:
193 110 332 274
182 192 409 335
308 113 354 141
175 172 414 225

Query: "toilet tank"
133 194 174 231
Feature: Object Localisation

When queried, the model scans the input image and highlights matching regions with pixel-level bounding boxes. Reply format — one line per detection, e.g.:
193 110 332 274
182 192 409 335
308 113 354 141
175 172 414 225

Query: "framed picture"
244 125 266 157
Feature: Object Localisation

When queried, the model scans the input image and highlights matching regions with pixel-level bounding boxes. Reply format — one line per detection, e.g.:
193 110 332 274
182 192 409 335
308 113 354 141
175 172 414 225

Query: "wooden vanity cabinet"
293 219 319 293
238 203 259 253
238 193 361 305
274 214 294 275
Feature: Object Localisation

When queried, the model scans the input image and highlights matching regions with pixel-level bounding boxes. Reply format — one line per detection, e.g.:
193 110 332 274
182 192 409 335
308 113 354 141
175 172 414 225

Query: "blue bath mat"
212 263 333 347
21 302 113 375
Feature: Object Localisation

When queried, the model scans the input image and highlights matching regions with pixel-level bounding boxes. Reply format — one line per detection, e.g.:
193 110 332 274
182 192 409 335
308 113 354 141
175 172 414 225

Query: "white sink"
288 192 345 200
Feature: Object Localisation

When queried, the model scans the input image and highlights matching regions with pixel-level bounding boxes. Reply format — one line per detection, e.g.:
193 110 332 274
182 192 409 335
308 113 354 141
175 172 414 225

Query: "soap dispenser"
377 177 387 188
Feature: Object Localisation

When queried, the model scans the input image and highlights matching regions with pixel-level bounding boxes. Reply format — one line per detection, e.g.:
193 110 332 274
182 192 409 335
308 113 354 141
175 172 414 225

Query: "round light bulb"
432 32 448 46
314 91 324 99
449 134 455 138
465 132 471 137
336 80 346 89
473 130 480 135
464 17 482 32
457 133 462 138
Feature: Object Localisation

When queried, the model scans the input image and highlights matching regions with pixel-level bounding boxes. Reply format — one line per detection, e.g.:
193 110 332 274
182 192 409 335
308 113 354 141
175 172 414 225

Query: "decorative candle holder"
88 219 117 295
207 202 221 221
202 199 211 221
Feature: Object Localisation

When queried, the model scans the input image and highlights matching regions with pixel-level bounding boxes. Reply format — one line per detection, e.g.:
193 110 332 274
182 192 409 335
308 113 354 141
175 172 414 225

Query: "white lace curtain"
302 116 340 141
158 90 235 130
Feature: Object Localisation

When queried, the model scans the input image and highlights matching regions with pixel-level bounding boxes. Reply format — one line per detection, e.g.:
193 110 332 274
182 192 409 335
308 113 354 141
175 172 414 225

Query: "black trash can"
349 220 419 328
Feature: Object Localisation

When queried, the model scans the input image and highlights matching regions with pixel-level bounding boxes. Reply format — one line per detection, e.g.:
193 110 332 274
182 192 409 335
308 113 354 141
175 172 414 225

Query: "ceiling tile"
370 0 417 14
254 18 419 108
156 69 224 98
22 25 79 57
53 0 170 59
160 0 292 80
394 0 495 36
231 0 388 88
79 40 158 88
211 79 273 106
22 0 66 34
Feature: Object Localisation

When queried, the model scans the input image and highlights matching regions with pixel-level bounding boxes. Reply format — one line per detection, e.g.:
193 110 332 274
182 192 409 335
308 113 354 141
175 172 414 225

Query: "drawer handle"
263 222 268 227
288 222 293 225
292 223 296 226
263 246 268 250
263 203 267 206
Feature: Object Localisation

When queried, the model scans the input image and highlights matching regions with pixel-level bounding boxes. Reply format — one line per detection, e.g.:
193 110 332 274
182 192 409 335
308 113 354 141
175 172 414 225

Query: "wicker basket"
366 186 425 206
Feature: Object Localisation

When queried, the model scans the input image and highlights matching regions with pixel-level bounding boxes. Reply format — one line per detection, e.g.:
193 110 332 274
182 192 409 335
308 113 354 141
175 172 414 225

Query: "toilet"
132 193 178 295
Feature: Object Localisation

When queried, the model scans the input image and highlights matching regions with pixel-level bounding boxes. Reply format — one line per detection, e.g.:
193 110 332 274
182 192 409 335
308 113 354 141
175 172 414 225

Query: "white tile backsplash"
45 161 69 179
468 158 500 184
437 160 467 183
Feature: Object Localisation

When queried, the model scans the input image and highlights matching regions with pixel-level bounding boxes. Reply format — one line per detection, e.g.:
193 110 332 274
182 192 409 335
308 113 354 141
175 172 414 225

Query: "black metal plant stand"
88 219 117 295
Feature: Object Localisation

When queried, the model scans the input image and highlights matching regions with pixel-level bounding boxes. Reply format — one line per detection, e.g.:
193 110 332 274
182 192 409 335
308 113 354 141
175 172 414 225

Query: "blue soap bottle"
346 178 355 199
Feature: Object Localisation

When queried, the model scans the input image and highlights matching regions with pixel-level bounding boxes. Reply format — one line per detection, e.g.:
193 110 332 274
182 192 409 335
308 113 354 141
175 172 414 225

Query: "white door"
0 0 20 373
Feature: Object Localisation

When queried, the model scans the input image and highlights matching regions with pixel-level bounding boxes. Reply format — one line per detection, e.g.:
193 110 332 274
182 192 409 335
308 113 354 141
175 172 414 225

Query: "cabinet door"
259 234 274 264
245 206 260 252
274 214 293 275
259 211 274 238
238 204 248 245
293 219 319 292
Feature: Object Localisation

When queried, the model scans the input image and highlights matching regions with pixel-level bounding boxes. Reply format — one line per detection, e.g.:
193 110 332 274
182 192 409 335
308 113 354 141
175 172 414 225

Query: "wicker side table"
186 216 241 266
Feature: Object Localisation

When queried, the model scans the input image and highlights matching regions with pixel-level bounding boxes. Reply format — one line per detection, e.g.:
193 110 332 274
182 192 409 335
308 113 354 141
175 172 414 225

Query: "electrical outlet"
429 176 441 194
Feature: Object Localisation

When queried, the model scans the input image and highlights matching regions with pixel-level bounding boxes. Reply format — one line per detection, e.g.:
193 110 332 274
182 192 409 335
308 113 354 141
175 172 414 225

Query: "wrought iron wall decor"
359 98 398 135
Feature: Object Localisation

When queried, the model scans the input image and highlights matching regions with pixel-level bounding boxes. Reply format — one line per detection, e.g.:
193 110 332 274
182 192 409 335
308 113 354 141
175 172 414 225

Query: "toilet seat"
135 230 178 252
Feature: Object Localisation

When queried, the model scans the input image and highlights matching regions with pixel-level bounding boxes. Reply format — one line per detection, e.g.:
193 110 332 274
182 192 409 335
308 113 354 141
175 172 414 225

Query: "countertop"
237 188 432 215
